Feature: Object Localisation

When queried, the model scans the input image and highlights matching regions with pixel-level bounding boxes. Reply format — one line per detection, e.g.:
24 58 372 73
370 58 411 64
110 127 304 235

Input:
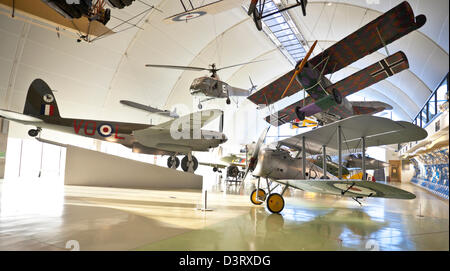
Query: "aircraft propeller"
281 40 318 99
241 126 270 187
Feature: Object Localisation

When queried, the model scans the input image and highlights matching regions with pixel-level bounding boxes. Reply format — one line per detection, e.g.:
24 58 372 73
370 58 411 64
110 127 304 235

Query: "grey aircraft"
241 115 427 213
0 79 227 172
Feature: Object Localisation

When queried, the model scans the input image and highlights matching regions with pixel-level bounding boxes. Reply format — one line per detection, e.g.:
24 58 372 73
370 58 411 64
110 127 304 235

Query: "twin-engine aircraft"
0 79 227 173
242 115 428 213
248 1 426 126
165 0 307 31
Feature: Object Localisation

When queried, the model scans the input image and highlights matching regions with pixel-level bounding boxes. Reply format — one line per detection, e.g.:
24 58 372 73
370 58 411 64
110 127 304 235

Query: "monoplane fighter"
247 1 426 126
0 79 227 173
242 115 427 213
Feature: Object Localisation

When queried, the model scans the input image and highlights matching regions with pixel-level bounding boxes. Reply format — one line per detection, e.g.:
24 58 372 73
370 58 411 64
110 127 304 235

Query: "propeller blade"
280 40 318 99
217 59 267 71
240 127 269 187
145 64 208 71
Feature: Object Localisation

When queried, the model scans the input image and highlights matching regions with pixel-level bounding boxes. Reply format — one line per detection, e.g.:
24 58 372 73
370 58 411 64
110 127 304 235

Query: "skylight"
258 0 307 64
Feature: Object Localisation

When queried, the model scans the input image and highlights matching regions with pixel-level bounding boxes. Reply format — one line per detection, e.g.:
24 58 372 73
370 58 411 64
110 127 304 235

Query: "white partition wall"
64 146 202 190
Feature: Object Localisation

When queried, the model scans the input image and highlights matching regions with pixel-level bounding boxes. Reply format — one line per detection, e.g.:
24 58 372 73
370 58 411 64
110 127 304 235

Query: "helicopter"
145 61 262 109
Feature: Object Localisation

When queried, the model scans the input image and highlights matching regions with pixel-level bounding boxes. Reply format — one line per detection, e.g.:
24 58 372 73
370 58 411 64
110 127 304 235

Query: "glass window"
436 76 448 110
428 92 437 120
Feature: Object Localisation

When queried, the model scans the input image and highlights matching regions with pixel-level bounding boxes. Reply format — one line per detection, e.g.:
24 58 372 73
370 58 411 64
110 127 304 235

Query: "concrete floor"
0 179 448 251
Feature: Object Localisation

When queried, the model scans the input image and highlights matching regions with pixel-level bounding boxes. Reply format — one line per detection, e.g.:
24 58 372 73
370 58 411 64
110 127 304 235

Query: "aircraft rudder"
23 79 61 120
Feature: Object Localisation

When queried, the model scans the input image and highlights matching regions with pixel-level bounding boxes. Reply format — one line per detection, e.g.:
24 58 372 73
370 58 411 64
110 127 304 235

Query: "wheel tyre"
167 156 180 168
295 106 306 121
332 88 343 105
226 98 231 105
252 9 263 31
198 103 203 109
181 156 199 172
266 193 285 214
250 189 266 205
28 129 38 137
213 167 218 172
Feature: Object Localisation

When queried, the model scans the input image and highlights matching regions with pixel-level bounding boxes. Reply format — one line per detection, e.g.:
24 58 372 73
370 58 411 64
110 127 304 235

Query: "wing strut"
376 27 390 56
362 136 366 180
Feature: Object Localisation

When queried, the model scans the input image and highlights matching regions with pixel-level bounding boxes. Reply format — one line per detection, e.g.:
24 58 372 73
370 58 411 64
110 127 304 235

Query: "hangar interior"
0 0 448 251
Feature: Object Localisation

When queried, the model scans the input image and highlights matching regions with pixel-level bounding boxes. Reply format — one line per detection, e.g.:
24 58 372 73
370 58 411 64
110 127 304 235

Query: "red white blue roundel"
97 124 114 137
172 11 207 22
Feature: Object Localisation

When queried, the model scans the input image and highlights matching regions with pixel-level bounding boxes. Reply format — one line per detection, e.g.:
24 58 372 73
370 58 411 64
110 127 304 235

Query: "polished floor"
0 178 448 251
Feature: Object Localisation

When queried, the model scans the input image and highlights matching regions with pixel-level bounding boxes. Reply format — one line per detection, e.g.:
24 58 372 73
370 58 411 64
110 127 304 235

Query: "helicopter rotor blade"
145 64 208 71
216 59 267 72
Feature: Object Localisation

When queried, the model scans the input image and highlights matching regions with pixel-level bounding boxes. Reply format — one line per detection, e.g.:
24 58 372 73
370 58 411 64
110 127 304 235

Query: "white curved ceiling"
0 0 448 126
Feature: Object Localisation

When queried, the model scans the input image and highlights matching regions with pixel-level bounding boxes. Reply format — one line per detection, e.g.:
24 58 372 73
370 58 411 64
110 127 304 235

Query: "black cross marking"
370 58 405 78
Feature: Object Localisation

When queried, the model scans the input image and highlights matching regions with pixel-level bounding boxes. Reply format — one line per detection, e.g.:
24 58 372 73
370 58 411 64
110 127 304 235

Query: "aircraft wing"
199 162 227 169
308 1 425 75
275 179 415 199
0 0 114 38
350 101 393 115
152 109 223 130
247 69 302 106
326 51 409 98
278 115 427 155
120 100 179 118
0 109 43 125
164 0 241 22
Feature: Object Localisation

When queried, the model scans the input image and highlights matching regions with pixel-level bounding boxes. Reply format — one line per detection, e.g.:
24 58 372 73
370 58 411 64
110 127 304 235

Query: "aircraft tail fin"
23 79 62 121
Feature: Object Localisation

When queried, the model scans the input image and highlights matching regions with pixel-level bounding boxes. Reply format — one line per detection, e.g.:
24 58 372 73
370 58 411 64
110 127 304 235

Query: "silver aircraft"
242 115 427 213
0 79 227 173
145 62 260 109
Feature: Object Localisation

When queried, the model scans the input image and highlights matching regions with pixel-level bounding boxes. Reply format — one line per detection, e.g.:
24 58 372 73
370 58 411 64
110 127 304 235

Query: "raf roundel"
43 94 54 103
172 11 207 22
97 124 114 137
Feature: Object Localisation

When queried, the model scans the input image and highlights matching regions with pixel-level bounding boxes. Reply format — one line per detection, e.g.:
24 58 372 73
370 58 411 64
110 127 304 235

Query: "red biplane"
247 1 426 126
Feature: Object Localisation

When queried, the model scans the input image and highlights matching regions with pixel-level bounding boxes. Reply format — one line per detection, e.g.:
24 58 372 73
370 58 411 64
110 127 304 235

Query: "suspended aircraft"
0 0 159 43
145 62 261 109
0 79 227 173
164 0 307 31
120 100 179 119
248 1 426 127
241 115 427 213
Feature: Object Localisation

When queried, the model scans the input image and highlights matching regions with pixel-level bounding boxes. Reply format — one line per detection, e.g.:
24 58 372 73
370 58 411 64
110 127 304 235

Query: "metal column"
362 136 366 180
302 136 306 179
337 126 342 179
322 145 327 178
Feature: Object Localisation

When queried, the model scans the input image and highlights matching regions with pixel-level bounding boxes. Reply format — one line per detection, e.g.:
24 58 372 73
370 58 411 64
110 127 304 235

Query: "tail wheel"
28 129 40 137
198 103 203 109
250 189 266 205
295 106 306 121
266 193 285 214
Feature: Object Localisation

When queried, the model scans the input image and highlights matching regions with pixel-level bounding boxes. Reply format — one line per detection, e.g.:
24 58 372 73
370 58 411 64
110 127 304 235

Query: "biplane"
0 0 157 43
165 0 307 31
242 115 428 213
247 1 426 126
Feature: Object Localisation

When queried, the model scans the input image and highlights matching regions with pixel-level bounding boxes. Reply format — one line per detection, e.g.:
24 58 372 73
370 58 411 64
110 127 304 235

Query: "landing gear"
226 98 231 105
295 106 305 121
332 88 343 104
198 103 203 109
167 156 180 169
28 128 41 137
266 193 285 214
181 154 198 172
250 189 266 205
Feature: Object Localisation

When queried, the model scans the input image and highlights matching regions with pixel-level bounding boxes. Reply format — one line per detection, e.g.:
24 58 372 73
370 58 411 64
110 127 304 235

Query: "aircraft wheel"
250 189 266 205
226 98 231 105
332 88 343 105
295 106 305 121
266 193 285 214
198 103 203 109
252 9 263 31
181 155 198 172
28 129 39 137
167 156 180 169
213 167 218 172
